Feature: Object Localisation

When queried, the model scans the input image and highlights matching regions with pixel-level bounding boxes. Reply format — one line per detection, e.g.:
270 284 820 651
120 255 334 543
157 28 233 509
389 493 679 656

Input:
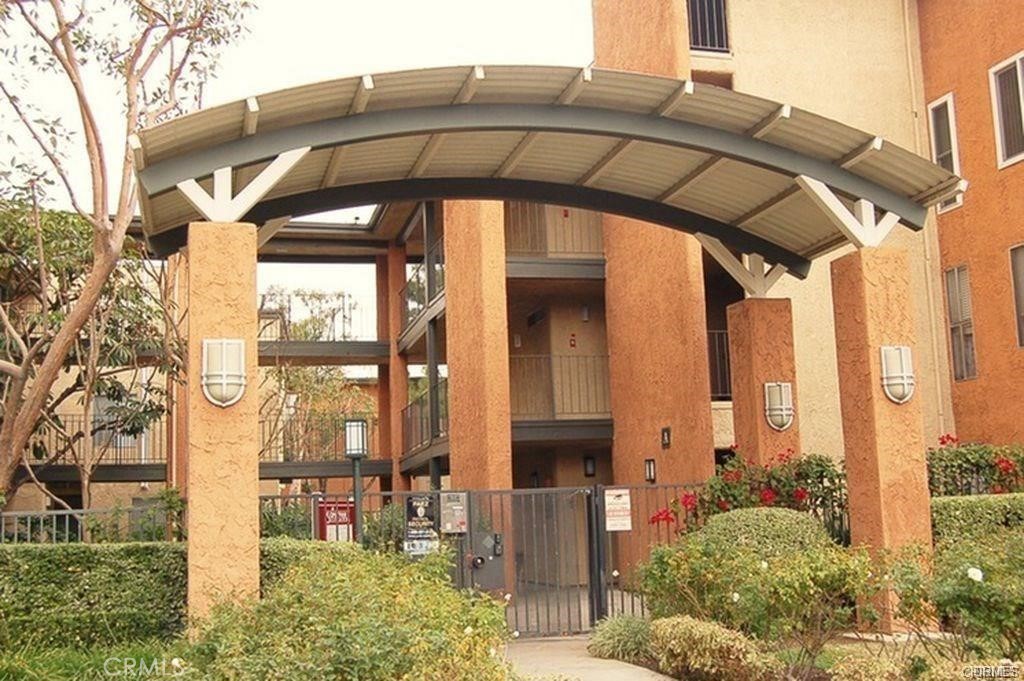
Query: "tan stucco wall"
183 222 260 620
691 0 953 458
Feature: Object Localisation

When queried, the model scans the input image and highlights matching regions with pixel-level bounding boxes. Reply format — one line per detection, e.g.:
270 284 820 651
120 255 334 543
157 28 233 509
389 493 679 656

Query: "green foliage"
928 441 1024 496
648 616 781 681
191 540 509 681
896 528 1024 660
587 616 653 668
698 506 834 557
82 488 186 543
362 501 406 553
260 501 312 540
0 543 187 649
931 493 1024 543
828 655 904 681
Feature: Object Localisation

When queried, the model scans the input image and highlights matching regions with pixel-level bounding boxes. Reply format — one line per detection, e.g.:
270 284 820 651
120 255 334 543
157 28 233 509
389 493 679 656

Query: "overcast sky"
5 0 596 345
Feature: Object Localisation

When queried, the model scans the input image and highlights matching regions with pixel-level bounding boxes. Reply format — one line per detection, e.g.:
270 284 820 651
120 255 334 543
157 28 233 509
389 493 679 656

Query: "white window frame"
1009 243 1024 348
988 49 1024 170
927 92 964 213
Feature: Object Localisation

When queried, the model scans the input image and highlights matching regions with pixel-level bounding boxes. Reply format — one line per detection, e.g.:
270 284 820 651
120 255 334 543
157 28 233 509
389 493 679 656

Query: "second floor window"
689 0 729 53
927 94 963 212
945 266 977 381
1011 246 1024 346
990 51 1024 168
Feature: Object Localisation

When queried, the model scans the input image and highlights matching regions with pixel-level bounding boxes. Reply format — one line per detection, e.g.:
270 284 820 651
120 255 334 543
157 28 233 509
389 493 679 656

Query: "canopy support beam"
696 234 788 297
796 175 900 248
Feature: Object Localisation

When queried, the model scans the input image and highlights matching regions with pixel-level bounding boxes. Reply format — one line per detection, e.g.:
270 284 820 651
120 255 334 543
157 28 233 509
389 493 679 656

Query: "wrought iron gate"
264 483 700 637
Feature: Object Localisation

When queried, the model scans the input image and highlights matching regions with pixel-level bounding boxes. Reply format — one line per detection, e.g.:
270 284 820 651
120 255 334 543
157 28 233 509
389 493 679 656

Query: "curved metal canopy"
133 64 964 276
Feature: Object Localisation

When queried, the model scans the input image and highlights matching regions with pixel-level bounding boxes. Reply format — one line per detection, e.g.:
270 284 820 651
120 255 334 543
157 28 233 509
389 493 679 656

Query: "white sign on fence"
604 488 633 532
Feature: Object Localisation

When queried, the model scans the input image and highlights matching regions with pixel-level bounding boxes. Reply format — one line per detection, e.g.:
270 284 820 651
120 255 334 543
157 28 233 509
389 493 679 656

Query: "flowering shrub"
649 616 781 681
648 451 848 543
927 439 1024 496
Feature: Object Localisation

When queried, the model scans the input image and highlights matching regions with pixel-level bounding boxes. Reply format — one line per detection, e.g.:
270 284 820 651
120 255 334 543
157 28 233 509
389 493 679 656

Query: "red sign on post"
317 500 355 542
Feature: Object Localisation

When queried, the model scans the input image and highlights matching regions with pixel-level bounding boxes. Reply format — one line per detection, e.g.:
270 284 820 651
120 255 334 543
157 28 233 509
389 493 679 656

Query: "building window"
1011 246 1024 346
688 0 729 53
989 51 1024 168
945 266 977 381
927 94 963 212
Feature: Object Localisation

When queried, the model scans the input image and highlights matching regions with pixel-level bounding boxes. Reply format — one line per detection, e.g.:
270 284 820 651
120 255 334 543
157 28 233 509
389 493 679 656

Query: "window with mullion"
1011 246 1024 346
945 266 977 381
928 94 962 211
991 53 1024 167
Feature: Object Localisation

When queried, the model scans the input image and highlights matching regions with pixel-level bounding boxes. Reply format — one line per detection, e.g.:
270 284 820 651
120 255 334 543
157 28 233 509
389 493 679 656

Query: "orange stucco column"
593 0 714 486
727 298 801 465
832 248 932 629
385 245 410 491
183 222 260 621
444 200 513 489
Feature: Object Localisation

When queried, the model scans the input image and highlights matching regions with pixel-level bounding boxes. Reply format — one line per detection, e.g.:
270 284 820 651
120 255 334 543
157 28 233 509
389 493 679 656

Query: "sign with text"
404 494 440 556
604 488 633 532
316 500 354 542
439 492 468 534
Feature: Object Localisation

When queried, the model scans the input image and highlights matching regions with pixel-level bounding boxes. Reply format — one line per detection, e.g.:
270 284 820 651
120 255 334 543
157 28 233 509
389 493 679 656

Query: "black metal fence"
707 330 731 400
259 411 378 462
27 414 167 466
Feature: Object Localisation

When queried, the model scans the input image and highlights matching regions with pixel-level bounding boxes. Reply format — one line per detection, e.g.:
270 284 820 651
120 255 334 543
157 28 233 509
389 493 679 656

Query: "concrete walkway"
507 636 673 680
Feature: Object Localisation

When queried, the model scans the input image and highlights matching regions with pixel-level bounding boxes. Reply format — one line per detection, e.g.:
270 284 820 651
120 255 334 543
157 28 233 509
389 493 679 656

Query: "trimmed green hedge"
931 493 1024 543
0 542 187 648
0 538 382 649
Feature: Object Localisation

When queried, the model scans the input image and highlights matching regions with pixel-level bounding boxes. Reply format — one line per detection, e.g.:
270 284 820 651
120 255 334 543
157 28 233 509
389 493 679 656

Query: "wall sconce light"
201 339 246 407
583 455 596 477
644 458 657 483
764 382 795 431
345 419 369 459
880 345 915 404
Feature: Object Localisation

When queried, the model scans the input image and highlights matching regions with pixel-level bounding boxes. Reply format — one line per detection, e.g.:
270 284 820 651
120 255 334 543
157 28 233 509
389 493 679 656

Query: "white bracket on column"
176 147 310 223
795 175 901 248
695 234 788 298
257 215 292 248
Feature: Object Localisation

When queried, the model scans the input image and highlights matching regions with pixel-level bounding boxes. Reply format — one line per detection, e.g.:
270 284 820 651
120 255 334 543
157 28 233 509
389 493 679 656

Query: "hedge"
931 493 1024 543
0 542 187 649
0 538 379 649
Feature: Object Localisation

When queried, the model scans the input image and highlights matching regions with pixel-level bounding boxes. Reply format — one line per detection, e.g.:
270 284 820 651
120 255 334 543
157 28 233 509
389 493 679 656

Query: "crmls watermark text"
103 657 187 677
961 662 1021 679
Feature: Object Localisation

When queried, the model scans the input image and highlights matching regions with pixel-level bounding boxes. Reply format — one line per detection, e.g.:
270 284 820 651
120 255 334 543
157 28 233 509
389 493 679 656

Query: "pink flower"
760 488 777 505
995 456 1017 475
680 492 699 513
649 508 675 525
793 487 809 504
722 469 743 484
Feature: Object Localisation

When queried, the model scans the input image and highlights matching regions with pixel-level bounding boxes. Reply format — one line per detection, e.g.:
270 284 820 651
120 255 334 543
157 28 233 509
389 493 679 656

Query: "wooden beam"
349 75 375 115
242 97 260 136
796 174 900 248
256 215 292 248
454 65 485 104
839 136 884 169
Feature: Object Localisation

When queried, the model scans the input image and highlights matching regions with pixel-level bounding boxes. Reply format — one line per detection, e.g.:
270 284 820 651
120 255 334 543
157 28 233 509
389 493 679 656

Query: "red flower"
729 443 739 451
760 488 777 505
938 433 959 447
793 487 809 504
649 508 675 525
716 498 731 512
995 456 1017 475
722 469 743 484
680 492 699 513
992 484 1007 495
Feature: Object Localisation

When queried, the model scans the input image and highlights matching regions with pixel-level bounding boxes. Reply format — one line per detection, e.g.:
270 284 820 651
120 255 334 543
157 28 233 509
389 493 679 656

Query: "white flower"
489 647 497 657
464 626 473 635
512 630 521 639
967 567 984 583
760 561 768 570
731 592 740 603
504 593 512 602
612 569 620 578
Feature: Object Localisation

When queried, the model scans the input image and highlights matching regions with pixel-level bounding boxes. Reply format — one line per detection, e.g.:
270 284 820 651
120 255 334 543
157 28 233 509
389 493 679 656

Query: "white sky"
4 0 596 343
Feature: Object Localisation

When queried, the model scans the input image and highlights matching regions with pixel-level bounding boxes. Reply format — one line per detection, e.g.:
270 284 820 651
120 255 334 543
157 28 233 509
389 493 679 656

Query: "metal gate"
262 483 699 637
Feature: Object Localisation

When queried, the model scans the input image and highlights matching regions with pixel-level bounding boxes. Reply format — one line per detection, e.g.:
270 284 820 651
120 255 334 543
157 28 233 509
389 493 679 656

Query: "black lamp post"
345 418 369 543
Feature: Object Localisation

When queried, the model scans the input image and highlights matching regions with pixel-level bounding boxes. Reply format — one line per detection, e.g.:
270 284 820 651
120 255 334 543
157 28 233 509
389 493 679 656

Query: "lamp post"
345 418 369 544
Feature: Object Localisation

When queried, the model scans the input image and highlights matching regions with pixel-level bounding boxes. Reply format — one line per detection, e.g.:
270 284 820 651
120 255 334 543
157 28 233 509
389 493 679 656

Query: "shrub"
190 540 509 681
362 501 405 553
931 493 1024 543
0 542 187 648
698 507 835 557
587 616 653 668
649 616 780 681
927 441 1024 496
828 655 903 681
260 501 312 539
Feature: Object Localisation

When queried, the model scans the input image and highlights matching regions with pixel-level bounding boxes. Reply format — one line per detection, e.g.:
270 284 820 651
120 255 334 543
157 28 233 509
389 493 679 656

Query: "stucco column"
832 248 932 630
183 222 260 620
593 0 714 485
727 298 801 465
444 200 513 489
386 245 411 491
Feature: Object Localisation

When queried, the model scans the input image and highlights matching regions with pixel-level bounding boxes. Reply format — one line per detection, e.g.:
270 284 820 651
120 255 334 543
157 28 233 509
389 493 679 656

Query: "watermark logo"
961 661 1021 679
103 657 188 677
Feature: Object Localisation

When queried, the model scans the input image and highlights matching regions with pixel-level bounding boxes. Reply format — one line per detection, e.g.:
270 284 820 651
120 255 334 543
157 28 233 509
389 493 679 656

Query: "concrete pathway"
507 636 674 681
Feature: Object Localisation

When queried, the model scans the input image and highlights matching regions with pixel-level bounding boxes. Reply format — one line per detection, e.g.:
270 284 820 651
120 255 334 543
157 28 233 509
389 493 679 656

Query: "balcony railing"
427 236 446 296
688 0 729 52
259 411 378 462
433 377 449 438
505 203 604 258
401 390 430 453
27 414 167 466
509 355 611 420
708 330 731 401
258 291 358 341
400 238 447 332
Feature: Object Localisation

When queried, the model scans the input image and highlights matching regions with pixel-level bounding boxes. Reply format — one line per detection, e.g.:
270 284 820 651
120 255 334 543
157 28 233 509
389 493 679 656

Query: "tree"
0 0 253 500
